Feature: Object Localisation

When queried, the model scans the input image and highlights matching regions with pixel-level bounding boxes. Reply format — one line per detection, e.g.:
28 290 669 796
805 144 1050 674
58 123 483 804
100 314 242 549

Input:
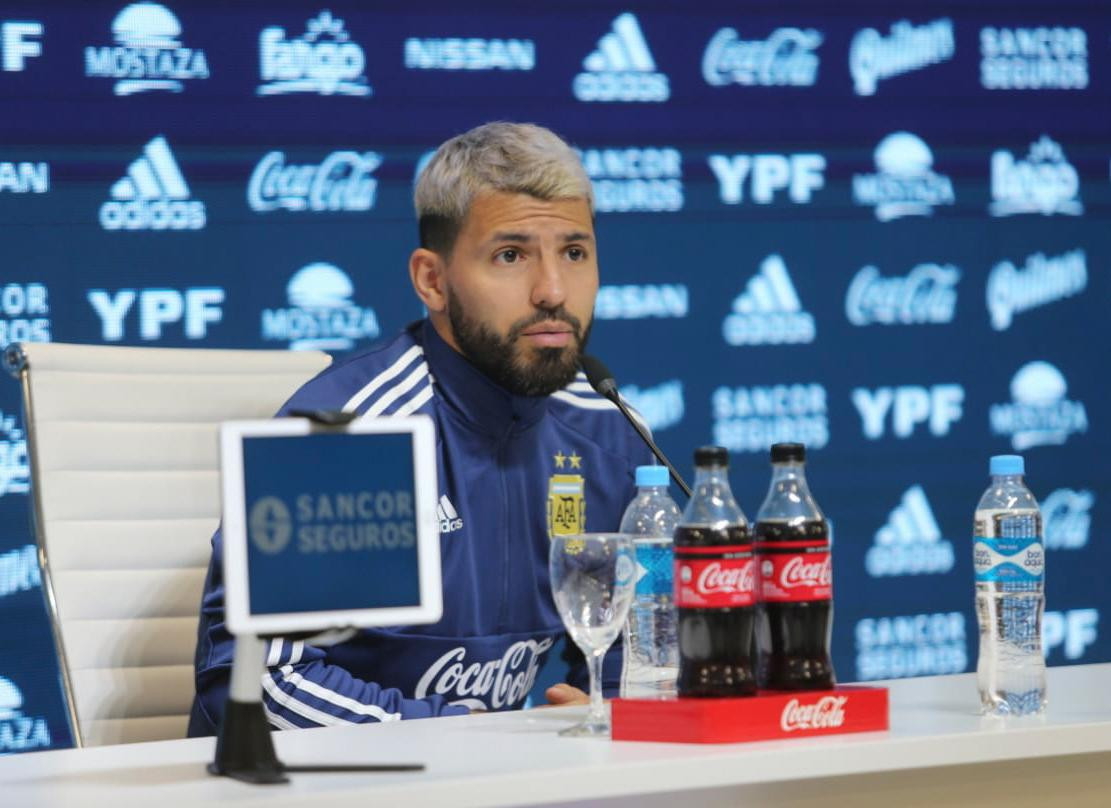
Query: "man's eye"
496 249 521 264
566 247 586 261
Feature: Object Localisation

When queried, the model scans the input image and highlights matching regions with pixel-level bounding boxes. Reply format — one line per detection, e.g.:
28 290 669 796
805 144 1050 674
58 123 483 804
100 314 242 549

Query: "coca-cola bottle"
674 446 757 697
754 443 835 690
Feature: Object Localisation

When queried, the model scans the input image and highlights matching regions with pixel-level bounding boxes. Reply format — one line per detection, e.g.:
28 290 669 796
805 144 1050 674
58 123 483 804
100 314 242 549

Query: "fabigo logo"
990 136 1081 217
258 10 370 97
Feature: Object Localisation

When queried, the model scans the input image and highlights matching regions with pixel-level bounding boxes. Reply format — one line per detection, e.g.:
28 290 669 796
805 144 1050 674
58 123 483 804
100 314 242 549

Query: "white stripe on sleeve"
342 345 424 413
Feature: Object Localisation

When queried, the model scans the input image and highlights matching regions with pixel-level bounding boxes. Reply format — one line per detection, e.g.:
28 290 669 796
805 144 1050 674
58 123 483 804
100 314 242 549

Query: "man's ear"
409 248 447 312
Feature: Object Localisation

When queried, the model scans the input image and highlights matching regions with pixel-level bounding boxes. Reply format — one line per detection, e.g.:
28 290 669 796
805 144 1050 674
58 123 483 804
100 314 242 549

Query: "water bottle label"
973 536 1044 583
674 545 756 609
634 542 673 597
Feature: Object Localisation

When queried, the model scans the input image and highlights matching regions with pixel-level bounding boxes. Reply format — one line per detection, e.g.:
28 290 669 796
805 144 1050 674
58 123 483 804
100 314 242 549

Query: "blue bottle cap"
635 465 670 487
990 455 1024 476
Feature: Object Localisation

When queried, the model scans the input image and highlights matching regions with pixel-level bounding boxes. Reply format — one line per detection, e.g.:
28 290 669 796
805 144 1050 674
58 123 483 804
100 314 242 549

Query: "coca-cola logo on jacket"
413 637 554 712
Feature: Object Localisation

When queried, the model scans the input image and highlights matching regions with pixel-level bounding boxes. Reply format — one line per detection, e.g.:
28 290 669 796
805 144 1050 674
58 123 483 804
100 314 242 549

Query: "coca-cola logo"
247 150 382 213
702 27 822 87
780 695 847 732
697 560 755 596
413 637 554 711
780 555 832 589
845 263 960 326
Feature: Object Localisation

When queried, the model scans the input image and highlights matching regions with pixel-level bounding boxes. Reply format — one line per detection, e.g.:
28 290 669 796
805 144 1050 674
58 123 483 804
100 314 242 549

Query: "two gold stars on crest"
553 450 582 469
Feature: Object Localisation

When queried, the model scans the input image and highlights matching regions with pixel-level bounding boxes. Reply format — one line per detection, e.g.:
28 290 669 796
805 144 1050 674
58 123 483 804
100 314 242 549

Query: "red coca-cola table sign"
611 686 889 744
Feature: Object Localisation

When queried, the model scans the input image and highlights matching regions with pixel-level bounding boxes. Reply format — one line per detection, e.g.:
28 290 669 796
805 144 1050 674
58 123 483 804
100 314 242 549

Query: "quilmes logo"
0 282 50 349
84 3 209 95
573 13 669 102
0 676 50 752
1 21 44 72
712 383 828 453
404 37 535 71
0 161 48 194
437 495 463 534
846 263 959 326
724 254 815 346
0 545 40 600
981 27 1088 90
594 283 688 320
0 409 29 497
99 136 205 231
855 612 966 680
261 263 380 351
702 26 821 87
866 485 954 577
853 132 954 221
850 18 954 96
619 380 684 432
1041 488 1092 550
987 248 1086 331
708 153 825 205
580 147 682 213
990 361 1087 450
853 385 964 440
990 136 1081 217
258 10 370 97
248 150 381 213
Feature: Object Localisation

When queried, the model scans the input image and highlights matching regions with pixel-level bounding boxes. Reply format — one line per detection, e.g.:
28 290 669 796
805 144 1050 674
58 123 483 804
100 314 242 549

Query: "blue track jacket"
188 319 651 734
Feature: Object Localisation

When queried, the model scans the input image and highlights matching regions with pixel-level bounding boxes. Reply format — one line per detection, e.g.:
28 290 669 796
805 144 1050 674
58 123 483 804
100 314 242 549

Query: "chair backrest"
6 341 331 747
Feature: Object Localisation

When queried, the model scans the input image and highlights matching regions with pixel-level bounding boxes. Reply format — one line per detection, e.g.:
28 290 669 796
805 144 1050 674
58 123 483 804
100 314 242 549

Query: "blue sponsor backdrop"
0 1 1107 751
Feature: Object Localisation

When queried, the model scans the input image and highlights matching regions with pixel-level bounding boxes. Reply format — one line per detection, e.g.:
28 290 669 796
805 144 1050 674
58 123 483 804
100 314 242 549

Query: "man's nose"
530 254 566 309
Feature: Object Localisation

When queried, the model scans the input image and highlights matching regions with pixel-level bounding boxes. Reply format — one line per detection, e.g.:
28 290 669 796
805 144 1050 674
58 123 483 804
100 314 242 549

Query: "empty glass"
549 533 636 737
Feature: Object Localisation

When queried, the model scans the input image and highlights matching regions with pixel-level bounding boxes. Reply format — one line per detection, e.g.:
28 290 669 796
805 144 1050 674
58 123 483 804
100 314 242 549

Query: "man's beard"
446 293 591 397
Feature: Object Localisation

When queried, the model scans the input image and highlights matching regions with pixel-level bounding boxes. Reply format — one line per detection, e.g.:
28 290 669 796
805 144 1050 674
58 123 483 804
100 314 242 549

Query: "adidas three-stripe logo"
99 135 206 230
573 13 669 102
877 485 942 544
437 495 463 534
723 254 816 345
111 136 191 201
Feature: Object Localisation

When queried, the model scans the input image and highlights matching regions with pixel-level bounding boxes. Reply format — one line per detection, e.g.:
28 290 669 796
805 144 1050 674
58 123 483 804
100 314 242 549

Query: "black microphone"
580 355 692 499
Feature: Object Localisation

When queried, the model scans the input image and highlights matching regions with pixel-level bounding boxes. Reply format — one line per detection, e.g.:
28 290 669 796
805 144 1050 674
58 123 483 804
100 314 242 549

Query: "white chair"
5 341 331 747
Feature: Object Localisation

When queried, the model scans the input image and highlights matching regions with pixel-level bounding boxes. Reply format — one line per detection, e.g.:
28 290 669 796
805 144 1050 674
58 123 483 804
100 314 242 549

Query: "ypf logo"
84 3 209 95
249 497 292 555
1 20 43 72
990 361 1087 450
852 385 964 440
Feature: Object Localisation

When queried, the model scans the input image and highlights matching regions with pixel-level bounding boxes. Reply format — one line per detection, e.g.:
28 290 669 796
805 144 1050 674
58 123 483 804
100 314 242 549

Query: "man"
188 122 652 734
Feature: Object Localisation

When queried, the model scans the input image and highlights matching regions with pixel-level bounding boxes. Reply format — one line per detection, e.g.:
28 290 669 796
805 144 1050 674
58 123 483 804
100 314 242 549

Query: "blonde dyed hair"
415 122 592 255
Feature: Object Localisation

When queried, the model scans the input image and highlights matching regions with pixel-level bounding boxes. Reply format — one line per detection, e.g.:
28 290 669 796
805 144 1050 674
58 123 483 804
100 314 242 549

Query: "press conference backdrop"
0 0 1108 753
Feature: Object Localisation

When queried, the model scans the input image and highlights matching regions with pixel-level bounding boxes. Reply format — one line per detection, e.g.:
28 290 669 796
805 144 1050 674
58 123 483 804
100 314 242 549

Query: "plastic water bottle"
973 454 1046 716
619 465 681 699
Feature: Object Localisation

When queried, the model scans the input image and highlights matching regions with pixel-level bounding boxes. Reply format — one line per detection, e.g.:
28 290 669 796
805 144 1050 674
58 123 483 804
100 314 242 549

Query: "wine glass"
549 532 636 737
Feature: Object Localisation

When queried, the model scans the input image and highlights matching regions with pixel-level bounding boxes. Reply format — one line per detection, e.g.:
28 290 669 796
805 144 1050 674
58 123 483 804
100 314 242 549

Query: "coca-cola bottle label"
674 544 756 608
757 547 833 602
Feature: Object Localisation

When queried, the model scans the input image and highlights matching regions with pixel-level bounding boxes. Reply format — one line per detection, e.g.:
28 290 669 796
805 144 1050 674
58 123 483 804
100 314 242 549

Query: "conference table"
2 664 1109 807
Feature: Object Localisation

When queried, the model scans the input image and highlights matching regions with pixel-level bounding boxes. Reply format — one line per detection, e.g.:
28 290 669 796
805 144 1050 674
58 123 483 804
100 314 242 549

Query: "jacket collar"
420 319 549 437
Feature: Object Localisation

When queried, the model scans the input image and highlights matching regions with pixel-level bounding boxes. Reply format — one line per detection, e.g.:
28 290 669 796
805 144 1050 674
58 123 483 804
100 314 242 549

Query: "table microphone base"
208 699 288 784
